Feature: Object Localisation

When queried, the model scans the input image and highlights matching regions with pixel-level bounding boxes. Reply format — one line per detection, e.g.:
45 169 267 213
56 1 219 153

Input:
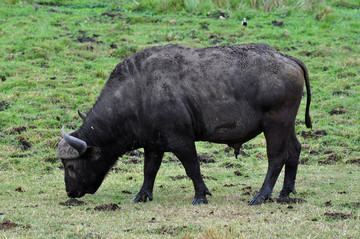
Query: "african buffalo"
58 44 311 205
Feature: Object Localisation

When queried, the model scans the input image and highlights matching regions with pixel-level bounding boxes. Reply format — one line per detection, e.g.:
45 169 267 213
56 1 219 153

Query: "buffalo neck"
80 111 139 157
79 77 144 158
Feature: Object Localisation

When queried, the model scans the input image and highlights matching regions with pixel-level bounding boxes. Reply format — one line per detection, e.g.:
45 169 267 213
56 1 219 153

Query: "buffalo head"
58 127 107 198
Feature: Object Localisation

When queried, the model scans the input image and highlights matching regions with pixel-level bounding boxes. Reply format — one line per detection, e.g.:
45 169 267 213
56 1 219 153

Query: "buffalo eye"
66 164 75 171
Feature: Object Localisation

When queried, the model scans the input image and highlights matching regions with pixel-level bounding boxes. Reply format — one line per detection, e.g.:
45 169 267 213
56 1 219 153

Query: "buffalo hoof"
192 188 212 205
249 198 264 205
131 191 153 203
192 197 208 205
249 191 271 205
278 188 296 198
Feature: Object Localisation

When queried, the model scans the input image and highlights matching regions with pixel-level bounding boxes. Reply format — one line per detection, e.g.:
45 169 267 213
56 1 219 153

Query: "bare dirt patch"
324 212 352 219
198 153 215 163
301 129 327 139
234 170 242 176
45 157 57 163
10 126 27 134
76 36 103 44
126 150 144 157
170 175 188 181
299 50 314 57
209 34 225 45
318 153 340 165
8 126 36 135
37 1 63 6
124 158 141 164
314 130 328 137
283 46 297 51
222 162 241 168
301 131 312 139
202 175 217 180
299 158 309 164
341 202 360 208
0 101 10 112
309 150 320 155
207 10 228 19
241 186 253 195
329 108 346 115
275 197 307 204
333 91 350 96
60 198 87 206
17 136 31 151
271 20 284 27
223 184 237 187
110 43 118 49
199 22 209 30
15 187 25 192
44 166 53 171
0 220 17 230
224 147 232 153
346 159 360 165
94 203 121 211
101 12 122 18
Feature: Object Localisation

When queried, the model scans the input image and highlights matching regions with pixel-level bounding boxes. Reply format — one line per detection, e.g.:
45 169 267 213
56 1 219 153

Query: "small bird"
242 18 247 27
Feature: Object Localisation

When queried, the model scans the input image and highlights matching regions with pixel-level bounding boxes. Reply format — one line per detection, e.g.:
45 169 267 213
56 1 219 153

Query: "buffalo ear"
78 110 87 121
88 146 101 161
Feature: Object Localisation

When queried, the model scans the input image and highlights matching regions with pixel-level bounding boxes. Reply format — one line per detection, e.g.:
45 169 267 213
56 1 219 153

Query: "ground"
0 0 359 238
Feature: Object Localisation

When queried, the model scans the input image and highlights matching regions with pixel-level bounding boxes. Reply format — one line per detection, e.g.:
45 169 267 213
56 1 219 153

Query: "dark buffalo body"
58 44 311 205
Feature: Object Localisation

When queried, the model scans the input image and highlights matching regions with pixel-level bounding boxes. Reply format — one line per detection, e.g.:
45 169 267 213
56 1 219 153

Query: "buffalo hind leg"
279 130 301 197
249 123 291 205
173 141 212 205
131 150 164 203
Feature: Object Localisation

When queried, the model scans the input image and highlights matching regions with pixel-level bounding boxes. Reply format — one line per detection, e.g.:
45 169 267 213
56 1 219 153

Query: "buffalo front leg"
173 141 212 205
131 150 164 203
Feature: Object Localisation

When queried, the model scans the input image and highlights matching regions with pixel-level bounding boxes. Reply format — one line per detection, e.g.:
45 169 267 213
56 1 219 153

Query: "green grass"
1 0 359 238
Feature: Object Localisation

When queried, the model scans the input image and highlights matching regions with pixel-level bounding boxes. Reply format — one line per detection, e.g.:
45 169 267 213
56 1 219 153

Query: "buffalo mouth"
67 190 87 198
67 188 97 198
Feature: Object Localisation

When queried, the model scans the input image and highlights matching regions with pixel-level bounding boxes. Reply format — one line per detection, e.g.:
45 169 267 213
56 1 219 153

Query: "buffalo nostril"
67 191 77 198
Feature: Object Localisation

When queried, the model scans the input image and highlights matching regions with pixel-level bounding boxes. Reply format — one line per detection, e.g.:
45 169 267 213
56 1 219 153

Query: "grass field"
0 0 359 238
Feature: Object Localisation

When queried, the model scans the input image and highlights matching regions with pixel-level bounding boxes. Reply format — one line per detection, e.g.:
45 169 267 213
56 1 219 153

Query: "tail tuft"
305 113 312 129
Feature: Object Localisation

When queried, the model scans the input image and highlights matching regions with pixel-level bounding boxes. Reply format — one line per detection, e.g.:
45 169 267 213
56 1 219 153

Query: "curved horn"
62 126 87 156
78 110 87 121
